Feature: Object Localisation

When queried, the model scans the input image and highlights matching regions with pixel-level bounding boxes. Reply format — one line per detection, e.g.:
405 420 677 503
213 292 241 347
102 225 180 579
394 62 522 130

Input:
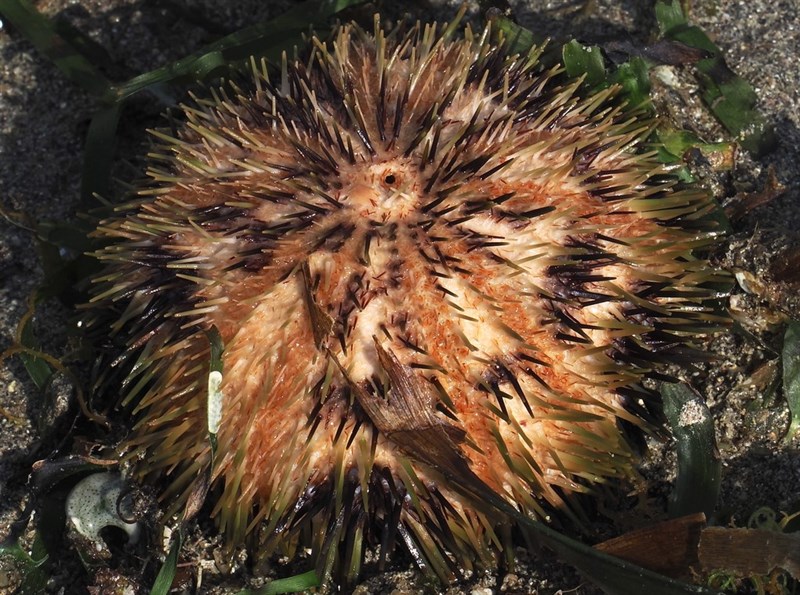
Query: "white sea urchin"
86 16 723 584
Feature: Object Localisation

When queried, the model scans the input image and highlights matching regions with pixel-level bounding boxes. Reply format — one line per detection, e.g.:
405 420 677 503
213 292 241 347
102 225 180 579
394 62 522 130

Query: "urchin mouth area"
342 160 420 222
85 15 727 584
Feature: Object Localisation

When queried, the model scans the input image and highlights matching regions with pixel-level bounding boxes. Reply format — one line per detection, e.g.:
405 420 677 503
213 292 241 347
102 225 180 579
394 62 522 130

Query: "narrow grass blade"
0 0 113 98
518 515 719 595
782 321 800 443
662 382 721 520
238 570 320 594
206 326 224 455
115 0 368 101
149 530 182 595
80 102 123 207
16 293 52 391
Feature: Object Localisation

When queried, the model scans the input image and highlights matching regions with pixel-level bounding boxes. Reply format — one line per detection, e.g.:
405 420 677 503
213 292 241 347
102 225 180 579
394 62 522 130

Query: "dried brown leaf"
301 262 334 349
594 513 706 579
699 526 800 579
724 166 785 222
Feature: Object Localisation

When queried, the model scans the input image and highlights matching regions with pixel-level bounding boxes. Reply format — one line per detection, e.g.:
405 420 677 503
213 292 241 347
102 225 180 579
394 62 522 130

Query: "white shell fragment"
66 473 140 551
207 370 224 435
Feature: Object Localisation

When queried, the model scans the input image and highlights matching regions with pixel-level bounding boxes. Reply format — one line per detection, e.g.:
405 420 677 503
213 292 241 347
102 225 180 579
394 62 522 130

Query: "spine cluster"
87 17 725 583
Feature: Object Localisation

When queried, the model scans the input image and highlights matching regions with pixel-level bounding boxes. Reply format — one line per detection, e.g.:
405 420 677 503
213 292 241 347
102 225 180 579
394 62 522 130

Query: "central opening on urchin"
343 162 419 222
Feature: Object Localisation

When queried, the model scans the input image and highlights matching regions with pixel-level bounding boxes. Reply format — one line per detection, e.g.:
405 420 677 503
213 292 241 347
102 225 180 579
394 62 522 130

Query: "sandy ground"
0 0 798 593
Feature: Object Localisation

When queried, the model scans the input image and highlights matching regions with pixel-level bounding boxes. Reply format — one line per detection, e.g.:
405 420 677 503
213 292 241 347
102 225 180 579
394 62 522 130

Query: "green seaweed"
0 535 49 595
562 40 607 89
486 11 543 57
656 128 731 164
609 56 652 110
561 39 652 112
655 0 775 156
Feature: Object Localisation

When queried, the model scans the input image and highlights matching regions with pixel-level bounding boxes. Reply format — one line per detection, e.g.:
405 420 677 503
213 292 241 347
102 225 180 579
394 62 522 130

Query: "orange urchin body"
88 17 722 583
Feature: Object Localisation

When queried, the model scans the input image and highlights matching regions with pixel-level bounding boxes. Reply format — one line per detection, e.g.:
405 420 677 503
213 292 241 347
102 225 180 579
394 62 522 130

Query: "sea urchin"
86 16 723 584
